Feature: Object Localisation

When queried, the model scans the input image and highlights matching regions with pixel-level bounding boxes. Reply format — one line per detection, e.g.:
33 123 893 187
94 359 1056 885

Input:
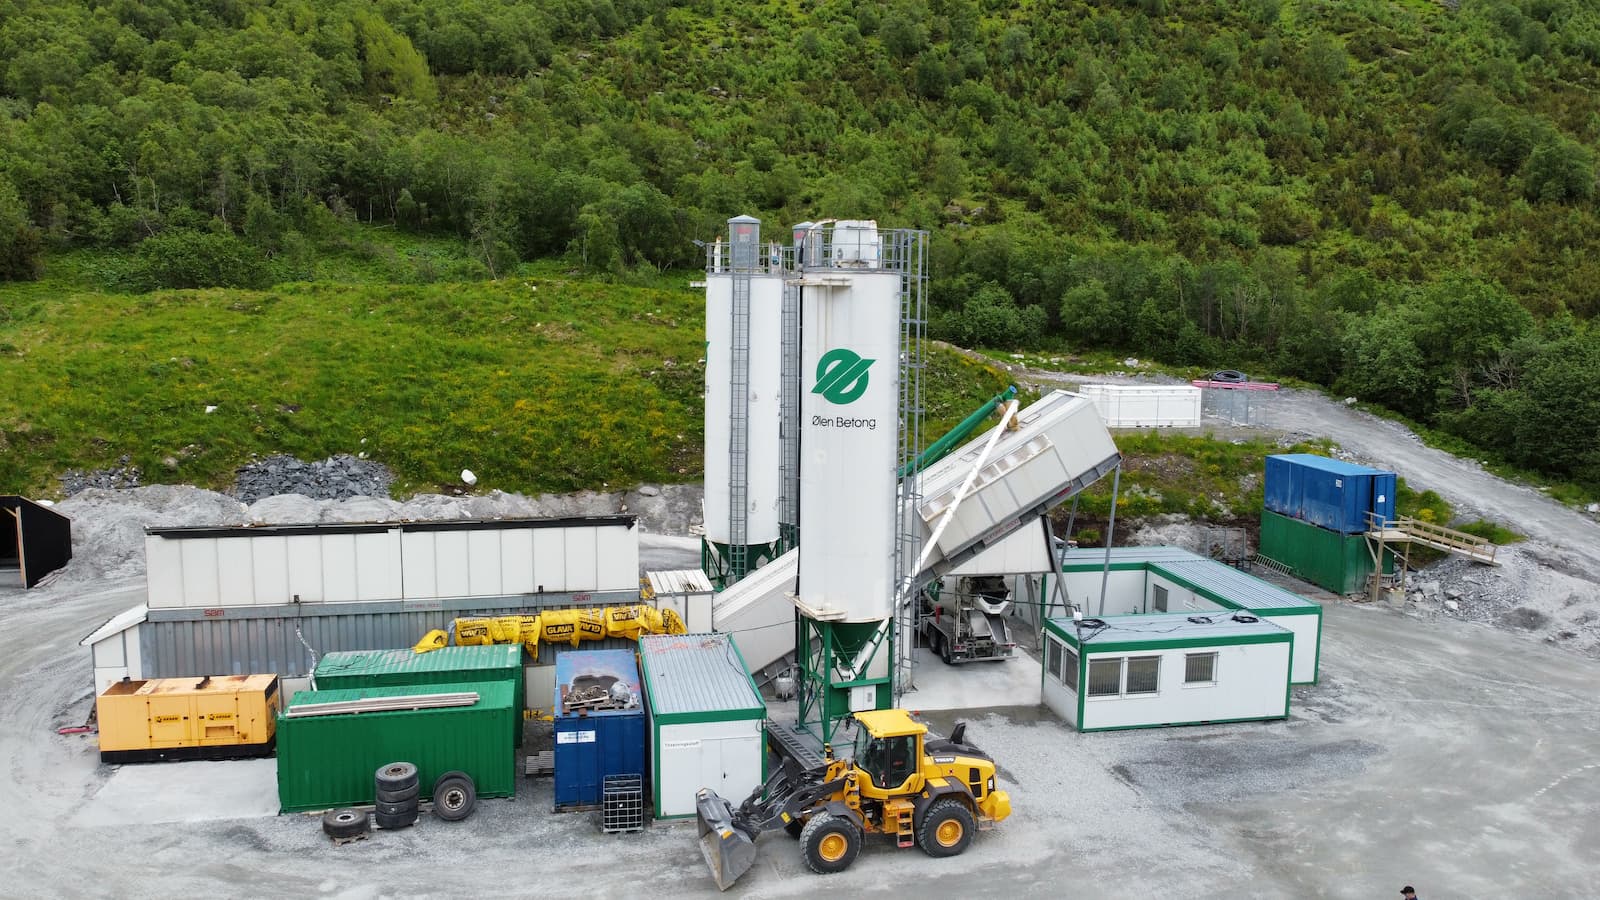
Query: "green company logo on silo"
812 348 875 404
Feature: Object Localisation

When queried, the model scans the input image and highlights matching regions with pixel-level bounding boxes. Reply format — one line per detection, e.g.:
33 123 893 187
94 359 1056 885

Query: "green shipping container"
313 646 525 746
1260 509 1394 595
276 680 517 813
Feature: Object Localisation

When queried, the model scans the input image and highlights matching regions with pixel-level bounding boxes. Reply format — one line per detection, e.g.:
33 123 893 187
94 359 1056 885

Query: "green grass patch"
1066 431 1336 522
0 270 1015 498
1456 520 1524 545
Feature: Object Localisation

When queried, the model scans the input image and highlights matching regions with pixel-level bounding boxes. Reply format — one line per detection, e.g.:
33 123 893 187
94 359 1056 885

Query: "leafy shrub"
125 230 272 291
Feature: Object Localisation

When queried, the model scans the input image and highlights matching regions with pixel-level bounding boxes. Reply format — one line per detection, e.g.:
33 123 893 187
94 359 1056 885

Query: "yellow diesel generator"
96 674 280 763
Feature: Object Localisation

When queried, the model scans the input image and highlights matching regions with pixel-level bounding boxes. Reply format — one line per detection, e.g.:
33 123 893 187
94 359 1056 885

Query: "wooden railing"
1366 512 1498 565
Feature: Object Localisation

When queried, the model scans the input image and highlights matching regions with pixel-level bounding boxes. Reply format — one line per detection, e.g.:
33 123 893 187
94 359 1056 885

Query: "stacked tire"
374 762 420 830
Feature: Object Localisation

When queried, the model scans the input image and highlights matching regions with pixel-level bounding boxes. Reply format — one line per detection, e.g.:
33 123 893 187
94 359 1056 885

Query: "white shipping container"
1078 384 1202 429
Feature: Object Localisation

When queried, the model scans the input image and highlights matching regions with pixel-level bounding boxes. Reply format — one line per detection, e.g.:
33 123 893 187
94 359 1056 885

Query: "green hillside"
2 0 1598 489
0 258 1012 494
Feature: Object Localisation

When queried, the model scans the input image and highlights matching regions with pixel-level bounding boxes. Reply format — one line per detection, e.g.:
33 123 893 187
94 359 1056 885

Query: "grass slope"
0 270 1013 497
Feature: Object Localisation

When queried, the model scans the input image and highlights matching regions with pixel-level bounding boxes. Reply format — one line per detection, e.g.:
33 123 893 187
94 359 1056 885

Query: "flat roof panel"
1047 611 1291 649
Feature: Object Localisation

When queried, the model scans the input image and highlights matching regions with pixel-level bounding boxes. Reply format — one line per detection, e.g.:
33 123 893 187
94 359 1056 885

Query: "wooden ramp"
1366 516 1499 566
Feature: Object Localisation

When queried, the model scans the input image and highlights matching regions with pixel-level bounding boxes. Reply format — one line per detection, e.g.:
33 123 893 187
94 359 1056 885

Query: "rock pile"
232 454 395 502
59 455 143 495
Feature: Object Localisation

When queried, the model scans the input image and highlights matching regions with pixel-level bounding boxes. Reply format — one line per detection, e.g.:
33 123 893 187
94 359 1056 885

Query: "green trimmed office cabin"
1042 613 1293 732
638 633 767 819
1046 547 1323 684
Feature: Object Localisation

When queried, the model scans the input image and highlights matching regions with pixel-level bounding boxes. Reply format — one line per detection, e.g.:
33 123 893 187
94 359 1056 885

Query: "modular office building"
1041 612 1293 732
1048 547 1323 684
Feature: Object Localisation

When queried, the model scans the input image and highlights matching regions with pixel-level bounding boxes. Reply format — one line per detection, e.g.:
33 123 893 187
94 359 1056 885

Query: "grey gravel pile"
58 455 143 495
231 454 394 502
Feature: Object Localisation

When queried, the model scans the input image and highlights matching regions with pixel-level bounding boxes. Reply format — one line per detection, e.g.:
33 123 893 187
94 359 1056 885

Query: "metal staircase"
1365 514 1499 566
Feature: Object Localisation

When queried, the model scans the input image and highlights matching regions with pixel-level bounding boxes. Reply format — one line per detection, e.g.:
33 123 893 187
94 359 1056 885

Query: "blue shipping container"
553 649 645 810
1264 454 1397 534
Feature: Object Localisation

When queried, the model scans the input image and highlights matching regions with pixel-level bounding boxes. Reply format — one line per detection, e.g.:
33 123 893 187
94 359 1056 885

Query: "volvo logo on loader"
812 348 874 404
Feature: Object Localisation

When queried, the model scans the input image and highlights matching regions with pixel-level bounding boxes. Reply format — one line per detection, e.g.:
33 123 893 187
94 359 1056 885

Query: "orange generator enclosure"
97 674 280 763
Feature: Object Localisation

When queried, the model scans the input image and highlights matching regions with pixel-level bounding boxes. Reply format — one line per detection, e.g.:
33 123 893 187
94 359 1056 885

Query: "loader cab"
849 709 927 793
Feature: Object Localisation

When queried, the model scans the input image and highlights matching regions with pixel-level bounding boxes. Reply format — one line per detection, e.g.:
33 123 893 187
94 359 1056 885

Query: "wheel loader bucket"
695 789 757 891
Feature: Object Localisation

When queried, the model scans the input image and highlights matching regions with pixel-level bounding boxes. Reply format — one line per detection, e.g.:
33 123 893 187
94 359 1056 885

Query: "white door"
699 737 724 796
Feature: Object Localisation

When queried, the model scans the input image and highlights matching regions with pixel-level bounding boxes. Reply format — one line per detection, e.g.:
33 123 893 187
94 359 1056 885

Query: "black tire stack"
373 762 420 830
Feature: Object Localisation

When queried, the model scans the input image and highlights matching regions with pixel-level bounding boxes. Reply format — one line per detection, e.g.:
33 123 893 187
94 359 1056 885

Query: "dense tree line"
1 0 1597 484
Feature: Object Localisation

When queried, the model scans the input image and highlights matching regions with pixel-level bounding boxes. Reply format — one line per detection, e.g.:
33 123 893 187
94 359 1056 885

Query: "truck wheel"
800 812 860 874
374 762 418 791
938 634 954 665
431 771 477 822
376 783 419 805
917 797 975 858
321 808 369 839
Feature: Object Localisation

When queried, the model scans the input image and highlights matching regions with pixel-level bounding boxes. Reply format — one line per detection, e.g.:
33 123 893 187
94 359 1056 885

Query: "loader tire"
801 812 859 875
321 808 369 839
917 797 975 858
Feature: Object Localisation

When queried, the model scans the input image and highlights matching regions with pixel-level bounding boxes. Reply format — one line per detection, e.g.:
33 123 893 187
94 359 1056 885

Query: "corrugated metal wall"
139 595 642 680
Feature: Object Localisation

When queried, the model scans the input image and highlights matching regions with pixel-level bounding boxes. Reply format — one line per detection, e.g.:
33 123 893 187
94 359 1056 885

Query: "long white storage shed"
143 515 640 609
639 633 767 819
1050 547 1323 685
1077 384 1202 428
1042 613 1293 732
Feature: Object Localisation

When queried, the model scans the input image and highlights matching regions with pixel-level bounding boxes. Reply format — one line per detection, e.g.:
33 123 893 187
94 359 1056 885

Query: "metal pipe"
1097 466 1121 617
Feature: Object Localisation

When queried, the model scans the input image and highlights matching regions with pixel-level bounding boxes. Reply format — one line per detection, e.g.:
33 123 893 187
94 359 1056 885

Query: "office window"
1047 636 1063 681
1062 648 1079 691
1087 658 1122 697
1152 584 1168 613
1125 656 1160 695
1185 652 1218 684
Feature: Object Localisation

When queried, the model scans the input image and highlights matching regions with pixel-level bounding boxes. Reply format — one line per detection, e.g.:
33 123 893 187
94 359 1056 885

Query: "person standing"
1401 887 1418 900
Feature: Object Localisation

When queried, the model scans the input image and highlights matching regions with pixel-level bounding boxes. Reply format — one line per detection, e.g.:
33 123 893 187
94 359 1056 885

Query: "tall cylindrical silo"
796 268 901 622
703 216 784 587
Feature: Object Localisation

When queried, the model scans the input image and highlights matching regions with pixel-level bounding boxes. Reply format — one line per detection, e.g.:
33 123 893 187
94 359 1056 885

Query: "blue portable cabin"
552 648 646 811
1264 454 1397 535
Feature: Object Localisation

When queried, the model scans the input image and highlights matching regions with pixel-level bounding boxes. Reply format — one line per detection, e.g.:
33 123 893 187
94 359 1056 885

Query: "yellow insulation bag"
456 615 539 646
604 604 686 640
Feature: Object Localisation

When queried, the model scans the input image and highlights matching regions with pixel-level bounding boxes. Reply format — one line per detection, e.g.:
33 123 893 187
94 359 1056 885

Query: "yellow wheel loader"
695 709 1012 890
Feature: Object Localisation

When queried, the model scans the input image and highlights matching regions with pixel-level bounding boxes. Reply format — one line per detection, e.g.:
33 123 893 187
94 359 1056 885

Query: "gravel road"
958 345 1600 656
